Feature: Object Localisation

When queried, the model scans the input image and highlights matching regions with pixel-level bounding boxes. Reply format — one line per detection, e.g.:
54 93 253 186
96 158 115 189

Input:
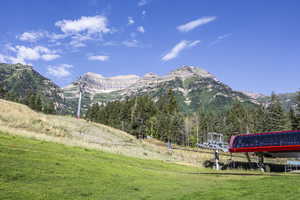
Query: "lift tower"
75 78 86 119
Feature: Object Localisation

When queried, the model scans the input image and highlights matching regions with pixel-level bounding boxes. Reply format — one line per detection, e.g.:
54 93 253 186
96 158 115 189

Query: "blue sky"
0 0 299 95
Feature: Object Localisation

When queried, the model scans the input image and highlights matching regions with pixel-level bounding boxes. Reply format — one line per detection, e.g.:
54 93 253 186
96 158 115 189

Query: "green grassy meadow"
1 132 300 200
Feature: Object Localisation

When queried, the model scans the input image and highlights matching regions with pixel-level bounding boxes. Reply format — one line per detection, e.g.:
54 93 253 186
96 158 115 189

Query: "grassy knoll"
0 133 300 200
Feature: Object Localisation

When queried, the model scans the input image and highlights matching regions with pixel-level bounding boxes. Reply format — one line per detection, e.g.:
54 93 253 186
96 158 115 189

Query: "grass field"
1 132 300 200
0 99 252 166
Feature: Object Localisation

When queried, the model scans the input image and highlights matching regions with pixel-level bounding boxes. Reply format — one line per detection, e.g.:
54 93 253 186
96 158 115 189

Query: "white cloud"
15 46 41 60
88 55 109 61
2 45 60 64
55 15 110 35
138 0 149 6
137 26 145 33
47 64 73 78
128 17 135 25
0 54 6 63
177 16 216 32
162 40 200 61
41 54 60 61
69 34 93 48
69 40 86 48
209 33 232 46
217 33 232 40
122 40 139 48
189 40 201 47
48 33 67 42
18 31 45 42
142 10 146 16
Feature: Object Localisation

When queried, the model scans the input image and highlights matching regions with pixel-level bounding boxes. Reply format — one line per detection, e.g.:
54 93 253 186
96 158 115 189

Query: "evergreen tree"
225 102 253 136
0 84 7 98
289 108 298 130
43 102 56 114
265 92 288 131
34 95 43 111
253 105 269 133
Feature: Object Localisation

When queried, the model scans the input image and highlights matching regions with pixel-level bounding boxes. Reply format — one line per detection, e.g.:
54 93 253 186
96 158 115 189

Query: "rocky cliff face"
63 65 258 113
63 72 140 98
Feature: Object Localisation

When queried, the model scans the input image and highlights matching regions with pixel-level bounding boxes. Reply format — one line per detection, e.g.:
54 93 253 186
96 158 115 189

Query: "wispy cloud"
142 10 146 16
138 0 150 6
209 33 232 46
122 40 140 48
162 40 200 61
177 16 216 32
88 55 109 61
47 64 73 78
18 31 45 42
128 17 135 25
137 26 145 33
41 54 60 61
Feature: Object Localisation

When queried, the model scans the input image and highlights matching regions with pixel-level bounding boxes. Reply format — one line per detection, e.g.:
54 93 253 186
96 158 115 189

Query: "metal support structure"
258 153 265 172
76 89 82 119
76 79 86 119
214 149 220 170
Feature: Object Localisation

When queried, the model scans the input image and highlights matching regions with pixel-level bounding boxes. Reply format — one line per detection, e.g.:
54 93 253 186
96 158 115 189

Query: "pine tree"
225 102 253 136
43 102 56 114
35 95 43 111
253 105 269 133
27 94 37 110
265 92 288 131
0 84 7 98
289 108 298 130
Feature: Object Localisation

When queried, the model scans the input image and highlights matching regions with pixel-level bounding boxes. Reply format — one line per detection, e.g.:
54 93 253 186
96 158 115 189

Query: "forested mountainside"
0 63 70 114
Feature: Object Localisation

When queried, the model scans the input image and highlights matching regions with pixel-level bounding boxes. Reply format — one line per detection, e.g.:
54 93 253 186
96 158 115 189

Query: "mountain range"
0 63 298 114
63 66 260 113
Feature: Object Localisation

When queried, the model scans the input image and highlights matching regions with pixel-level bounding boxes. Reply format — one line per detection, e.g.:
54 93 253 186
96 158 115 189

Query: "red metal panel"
229 145 300 153
238 130 300 137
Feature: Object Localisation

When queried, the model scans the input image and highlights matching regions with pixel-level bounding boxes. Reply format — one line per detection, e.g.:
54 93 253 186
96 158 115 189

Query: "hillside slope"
0 99 231 165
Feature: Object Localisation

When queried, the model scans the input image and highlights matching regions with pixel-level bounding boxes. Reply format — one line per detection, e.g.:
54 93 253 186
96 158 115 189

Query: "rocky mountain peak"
82 72 104 79
143 72 159 79
169 65 216 80
66 72 140 94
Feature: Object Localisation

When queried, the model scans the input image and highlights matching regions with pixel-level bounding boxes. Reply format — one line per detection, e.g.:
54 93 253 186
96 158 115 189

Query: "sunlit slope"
0 99 251 165
0 99 164 159
0 99 219 165
1 134 300 200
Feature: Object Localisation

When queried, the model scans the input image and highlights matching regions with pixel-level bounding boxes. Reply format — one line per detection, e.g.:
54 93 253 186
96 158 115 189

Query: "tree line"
0 84 55 114
85 90 300 146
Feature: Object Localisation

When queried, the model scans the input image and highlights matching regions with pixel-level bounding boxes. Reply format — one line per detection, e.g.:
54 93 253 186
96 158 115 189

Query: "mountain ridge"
0 63 297 114
63 65 259 113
